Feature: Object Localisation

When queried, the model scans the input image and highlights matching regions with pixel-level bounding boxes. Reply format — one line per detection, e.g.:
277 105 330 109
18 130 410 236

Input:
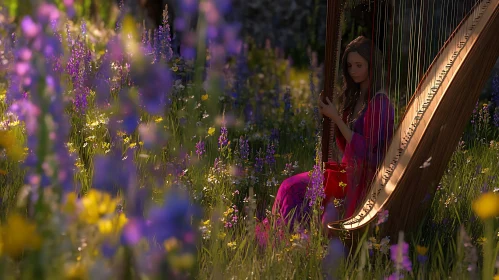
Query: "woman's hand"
318 91 340 121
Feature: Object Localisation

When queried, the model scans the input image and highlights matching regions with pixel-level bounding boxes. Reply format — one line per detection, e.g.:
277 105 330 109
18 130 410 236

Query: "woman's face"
347 51 369 84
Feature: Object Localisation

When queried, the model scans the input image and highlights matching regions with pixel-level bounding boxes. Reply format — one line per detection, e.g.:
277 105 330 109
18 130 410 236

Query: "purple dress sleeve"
343 93 395 168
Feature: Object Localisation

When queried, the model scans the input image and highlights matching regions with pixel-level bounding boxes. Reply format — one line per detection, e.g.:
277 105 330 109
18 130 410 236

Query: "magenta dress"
271 93 395 229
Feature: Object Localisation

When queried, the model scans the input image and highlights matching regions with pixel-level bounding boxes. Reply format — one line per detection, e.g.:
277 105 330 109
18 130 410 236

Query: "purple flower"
265 141 276 166
146 188 201 250
491 73 499 107
254 155 264 173
195 140 205 157
21 17 40 39
121 218 147 246
180 0 199 14
218 125 228 148
130 60 173 115
306 163 325 207
92 148 137 195
493 106 499 128
239 136 249 160
377 210 389 225
390 241 412 272
9 100 40 135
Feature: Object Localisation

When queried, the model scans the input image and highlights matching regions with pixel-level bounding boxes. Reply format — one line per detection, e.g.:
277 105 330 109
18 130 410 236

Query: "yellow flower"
208 127 215 136
154 117 163 123
290 234 300 243
201 94 209 101
164 237 180 252
227 241 237 249
416 245 428 255
79 190 119 224
1 214 42 258
98 213 127 236
0 130 24 161
493 274 499 280
472 192 499 219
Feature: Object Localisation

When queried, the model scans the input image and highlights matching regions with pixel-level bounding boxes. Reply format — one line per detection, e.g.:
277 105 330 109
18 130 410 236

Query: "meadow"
0 2 499 279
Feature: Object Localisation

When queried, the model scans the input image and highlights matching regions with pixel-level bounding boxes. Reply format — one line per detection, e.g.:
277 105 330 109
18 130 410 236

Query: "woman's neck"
359 79 370 95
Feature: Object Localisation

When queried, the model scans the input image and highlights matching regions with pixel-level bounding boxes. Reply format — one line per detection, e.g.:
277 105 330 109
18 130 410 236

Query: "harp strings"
337 0 488 228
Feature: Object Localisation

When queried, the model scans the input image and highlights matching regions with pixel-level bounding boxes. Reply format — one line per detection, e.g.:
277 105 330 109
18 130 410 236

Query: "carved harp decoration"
324 0 499 240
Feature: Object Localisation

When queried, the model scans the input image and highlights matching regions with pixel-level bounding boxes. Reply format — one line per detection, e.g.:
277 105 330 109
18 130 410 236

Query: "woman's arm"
331 114 353 143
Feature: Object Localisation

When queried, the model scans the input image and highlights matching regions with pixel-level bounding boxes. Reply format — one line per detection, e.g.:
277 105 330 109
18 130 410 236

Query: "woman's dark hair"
337 36 385 123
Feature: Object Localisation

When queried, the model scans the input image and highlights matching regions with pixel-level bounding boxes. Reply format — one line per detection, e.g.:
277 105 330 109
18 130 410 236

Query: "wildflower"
164 237 180 252
195 140 205 157
239 136 249 160
265 141 276 166
201 94 209 101
79 189 120 224
208 126 215 136
92 148 137 195
218 125 228 148
379 237 390 254
254 155 264 173
416 245 428 263
377 210 389 225
227 241 237 250
472 192 499 219
131 60 173 115
146 189 201 250
0 130 24 161
305 163 325 207
390 241 412 272
0 213 42 258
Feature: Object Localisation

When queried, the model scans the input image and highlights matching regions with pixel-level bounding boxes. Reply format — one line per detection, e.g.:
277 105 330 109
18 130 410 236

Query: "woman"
272 36 395 233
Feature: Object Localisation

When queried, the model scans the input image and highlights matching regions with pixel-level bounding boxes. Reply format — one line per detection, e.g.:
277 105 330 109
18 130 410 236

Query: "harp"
322 0 499 243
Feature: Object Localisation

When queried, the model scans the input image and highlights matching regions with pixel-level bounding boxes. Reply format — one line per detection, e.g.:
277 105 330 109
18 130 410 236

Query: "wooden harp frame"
323 0 499 244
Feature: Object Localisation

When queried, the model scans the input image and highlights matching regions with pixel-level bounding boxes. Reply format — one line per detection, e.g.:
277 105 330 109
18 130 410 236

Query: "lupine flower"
388 241 412 279
218 125 228 148
305 163 324 207
195 140 205 157
390 241 412 272
239 136 249 160
265 141 276 166
254 153 264 173
471 101 478 125
146 188 201 250
130 58 173 115
491 73 499 108
92 148 137 195
493 106 499 127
